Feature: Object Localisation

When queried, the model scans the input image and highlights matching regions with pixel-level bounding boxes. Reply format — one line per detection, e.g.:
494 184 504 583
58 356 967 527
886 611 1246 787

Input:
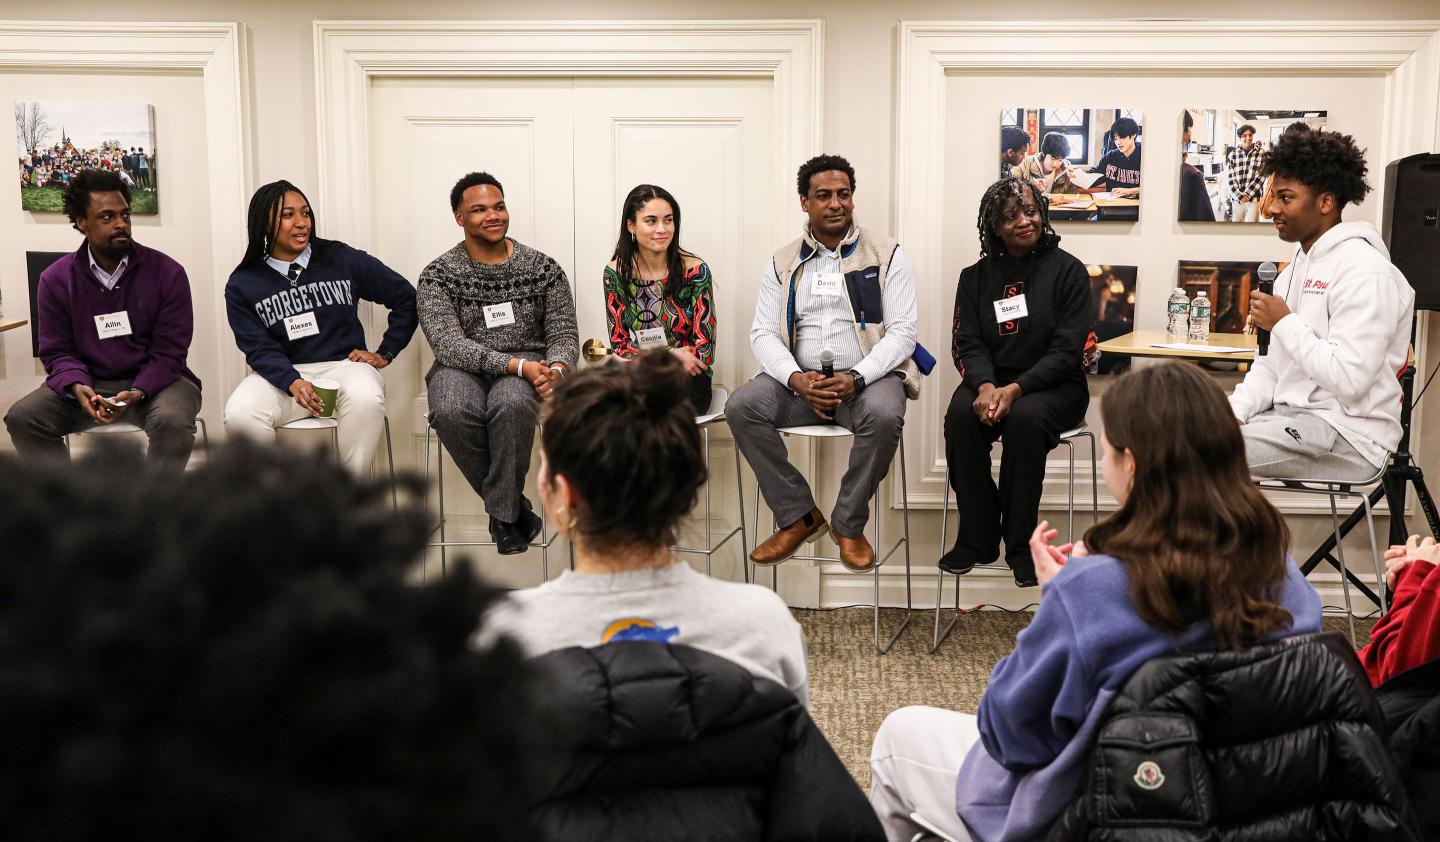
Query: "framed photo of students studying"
998 107 1143 222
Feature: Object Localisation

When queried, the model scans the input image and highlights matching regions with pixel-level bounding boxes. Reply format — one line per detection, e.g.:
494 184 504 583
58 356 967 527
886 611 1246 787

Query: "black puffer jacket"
528 641 884 842
1377 658 1440 838
1049 632 1419 841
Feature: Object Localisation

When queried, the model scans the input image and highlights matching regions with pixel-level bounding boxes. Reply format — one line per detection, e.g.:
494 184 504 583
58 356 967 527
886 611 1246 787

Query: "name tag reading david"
635 327 668 350
94 311 133 340
811 271 844 297
993 294 1029 323
483 302 516 328
284 311 320 341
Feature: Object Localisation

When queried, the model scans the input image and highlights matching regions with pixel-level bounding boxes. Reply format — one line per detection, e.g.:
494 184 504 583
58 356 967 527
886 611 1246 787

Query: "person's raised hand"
1029 520 1068 588
1248 290 1292 333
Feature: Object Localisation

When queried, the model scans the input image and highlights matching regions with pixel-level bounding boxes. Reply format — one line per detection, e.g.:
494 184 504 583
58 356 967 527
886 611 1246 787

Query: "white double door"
368 75 776 584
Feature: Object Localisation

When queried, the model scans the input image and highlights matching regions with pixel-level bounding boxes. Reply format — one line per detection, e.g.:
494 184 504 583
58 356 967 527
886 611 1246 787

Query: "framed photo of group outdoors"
15 100 159 214
998 107 1143 222
1178 108 1328 223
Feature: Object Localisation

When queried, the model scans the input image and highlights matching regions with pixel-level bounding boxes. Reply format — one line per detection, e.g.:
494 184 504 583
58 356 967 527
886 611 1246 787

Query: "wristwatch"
848 370 867 393
376 348 395 362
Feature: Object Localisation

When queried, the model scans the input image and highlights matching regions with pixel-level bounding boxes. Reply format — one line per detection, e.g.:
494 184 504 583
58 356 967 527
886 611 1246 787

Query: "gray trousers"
728 372 906 537
426 362 538 523
1243 405 1380 482
4 377 202 477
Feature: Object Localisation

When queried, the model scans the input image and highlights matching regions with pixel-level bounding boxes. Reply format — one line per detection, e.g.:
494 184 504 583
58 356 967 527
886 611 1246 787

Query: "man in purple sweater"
4 169 200 474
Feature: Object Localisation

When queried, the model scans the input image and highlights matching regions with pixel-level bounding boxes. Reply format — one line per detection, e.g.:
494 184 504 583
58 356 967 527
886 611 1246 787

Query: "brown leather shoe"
835 531 876 573
750 507 828 565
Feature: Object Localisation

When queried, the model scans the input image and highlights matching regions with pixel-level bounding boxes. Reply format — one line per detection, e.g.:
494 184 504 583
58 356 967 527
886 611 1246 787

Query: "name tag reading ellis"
94 311 133 339
635 327 669 350
284 311 320 340
811 271 844 297
483 301 516 328
993 293 1029 323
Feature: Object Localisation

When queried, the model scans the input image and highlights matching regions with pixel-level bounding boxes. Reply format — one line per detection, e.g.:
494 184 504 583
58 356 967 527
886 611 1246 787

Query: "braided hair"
976 177 1059 259
234 180 331 273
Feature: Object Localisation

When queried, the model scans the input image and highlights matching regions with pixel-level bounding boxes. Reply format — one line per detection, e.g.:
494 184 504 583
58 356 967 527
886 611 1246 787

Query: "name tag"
635 327 668 350
94 310 132 339
993 294 1029 323
811 271 843 297
284 311 320 340
483 301 516 328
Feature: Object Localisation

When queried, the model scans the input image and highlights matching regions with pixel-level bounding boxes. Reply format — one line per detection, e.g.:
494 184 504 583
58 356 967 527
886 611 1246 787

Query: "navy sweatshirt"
224 240 418 392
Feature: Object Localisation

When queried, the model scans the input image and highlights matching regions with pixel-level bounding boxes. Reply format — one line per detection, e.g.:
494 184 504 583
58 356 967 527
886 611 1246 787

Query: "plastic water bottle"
1166 287 1190 338
1188 291 1212 341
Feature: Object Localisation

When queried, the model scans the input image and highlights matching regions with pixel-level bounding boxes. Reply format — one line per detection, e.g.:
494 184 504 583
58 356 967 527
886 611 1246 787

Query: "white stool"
1256 459 1389 646
748 424 913 655
65 417 211 462
279 415 397 508
931 425 1097 653
422 416 563 579
671 387 749 578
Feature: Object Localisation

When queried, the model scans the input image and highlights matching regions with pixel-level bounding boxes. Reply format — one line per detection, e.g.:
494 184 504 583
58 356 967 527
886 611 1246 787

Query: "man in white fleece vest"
1236 129 1414 481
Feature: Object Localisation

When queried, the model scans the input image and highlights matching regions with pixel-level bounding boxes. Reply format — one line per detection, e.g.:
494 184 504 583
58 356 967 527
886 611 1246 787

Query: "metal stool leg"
198 418 210 458
384 417 396 510
1061 437 1076 541
1359 490 1386 614
735 443 749 585
703 426 713 577
1087 432 1098 528
875 435 913 655
1328 490 1358 646
932 468 961 653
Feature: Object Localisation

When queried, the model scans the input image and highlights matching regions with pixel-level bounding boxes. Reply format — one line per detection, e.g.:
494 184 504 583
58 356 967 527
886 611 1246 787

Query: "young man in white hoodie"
1235 129 1414 481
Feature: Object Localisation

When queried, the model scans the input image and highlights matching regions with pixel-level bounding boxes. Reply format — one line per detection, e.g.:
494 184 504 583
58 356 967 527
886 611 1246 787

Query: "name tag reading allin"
993 294 1029 323
483 302 516 328
94 311 133 339
811 271 844 297
635 327 668 350
284 312 320 341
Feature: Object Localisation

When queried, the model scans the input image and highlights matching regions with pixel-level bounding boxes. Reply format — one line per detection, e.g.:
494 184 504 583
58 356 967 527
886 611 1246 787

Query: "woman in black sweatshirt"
941 178 1093 586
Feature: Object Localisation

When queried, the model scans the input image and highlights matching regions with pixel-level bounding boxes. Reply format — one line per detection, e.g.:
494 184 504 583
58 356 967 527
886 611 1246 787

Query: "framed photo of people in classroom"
1178 108 1327 223
999 107 1143 222
15 100 160 215
1088 264 1137 374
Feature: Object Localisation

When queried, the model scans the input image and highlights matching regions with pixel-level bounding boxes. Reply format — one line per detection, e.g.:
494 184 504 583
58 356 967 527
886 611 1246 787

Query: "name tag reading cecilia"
635 327 668 350
94 311 133 340
484 302 516 328
993 294 1029 323
284 312 320 340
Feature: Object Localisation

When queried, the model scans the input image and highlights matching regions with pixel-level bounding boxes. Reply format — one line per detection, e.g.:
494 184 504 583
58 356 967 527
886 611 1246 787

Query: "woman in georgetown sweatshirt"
868 363 1321 842
1234 128 1414 482
223 181 417 475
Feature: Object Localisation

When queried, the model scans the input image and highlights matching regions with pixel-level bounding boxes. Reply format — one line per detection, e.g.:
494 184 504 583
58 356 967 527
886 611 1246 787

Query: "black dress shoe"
938 547 979 575
1012 568 1039 588
489 517 528 555
516 507 543 543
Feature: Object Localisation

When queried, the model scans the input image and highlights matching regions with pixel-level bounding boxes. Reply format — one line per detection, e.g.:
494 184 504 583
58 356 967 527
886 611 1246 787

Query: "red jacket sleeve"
1359 561 1440 687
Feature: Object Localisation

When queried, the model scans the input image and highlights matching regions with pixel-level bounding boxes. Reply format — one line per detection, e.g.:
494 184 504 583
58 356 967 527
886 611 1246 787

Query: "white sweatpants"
869 706 980 842
1232 200 1259 223
224 359 386 476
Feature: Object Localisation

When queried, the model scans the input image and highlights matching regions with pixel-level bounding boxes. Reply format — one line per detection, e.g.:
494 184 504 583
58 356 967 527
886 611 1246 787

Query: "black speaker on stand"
1300 153 1440 605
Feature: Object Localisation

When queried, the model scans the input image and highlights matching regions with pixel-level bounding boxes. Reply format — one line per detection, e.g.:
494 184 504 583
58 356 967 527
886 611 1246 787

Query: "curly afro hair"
60 168 131 229
1262 128 1371 209
796 154 855 197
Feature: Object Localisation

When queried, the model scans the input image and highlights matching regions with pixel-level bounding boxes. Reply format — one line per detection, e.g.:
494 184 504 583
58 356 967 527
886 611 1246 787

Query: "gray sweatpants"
1243 405 1380 483
727 372 906 537
426 363 538 522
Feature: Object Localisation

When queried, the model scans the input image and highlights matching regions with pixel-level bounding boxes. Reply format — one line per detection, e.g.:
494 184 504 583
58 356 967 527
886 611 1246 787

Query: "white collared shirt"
265 244 313 280
88 245 129 291
749 237 918 387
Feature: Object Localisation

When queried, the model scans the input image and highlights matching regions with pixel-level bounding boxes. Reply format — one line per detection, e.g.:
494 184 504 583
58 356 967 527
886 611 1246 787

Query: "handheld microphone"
819 348 835 378
1256 262 1278 356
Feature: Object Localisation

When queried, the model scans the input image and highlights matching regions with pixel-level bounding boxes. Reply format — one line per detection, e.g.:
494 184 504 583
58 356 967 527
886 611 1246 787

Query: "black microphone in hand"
1256 262 1277 356
819 348 835 378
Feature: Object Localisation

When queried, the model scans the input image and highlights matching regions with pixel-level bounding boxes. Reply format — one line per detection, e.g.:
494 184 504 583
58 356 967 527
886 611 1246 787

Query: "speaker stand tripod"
1298 325 1440 606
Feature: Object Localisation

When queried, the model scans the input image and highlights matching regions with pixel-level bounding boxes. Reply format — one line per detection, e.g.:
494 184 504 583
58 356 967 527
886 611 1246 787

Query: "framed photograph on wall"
1177 259 1290 335
999 108 1143 222
15 101 159 215
1088 264 1137 373
1178 108 1327 223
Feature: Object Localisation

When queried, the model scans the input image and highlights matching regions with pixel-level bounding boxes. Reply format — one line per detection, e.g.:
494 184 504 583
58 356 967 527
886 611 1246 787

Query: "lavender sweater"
955 553 1322 841
37 241 198 398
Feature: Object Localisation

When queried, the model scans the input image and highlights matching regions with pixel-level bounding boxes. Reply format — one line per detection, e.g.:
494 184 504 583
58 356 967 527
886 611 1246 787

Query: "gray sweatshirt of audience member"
417 239 579 376
482 562 810 706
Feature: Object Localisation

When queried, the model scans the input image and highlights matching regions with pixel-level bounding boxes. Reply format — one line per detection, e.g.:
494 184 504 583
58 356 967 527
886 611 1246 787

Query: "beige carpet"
797 607 1377 790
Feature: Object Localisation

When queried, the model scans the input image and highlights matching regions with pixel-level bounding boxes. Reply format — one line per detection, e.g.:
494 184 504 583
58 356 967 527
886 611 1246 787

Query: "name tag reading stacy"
993 294 1029 323
483 301 516 328
811 271 844 297
94 311 133 340
635 327 668 350
284 311 320 340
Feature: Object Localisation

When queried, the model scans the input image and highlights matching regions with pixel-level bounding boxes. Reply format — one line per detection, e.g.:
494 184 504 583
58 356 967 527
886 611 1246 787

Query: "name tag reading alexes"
284 311 320 341
94 311 132 339
993 293 1029 323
